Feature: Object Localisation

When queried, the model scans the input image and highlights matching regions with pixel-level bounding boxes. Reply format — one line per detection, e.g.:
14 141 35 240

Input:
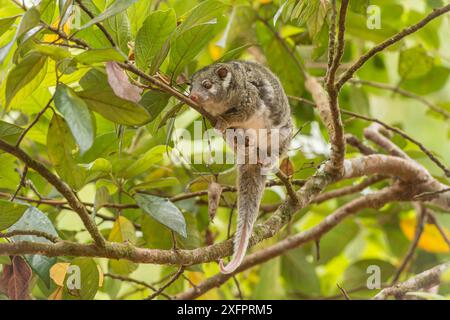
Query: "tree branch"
337 4 450 89
0 140 106 247
344 110 450 177
349 79 450 119
373 261 450 300
176 184 407 299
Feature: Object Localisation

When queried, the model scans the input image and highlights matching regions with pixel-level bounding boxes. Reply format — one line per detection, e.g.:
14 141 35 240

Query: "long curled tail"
219 163 266 274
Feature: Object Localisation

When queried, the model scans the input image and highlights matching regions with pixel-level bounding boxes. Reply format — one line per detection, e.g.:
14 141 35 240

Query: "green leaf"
93 186 110 214
79 68 110 91
0 199 28 230
161 265 185 295
0 154 20 190
58 0 73 28
0 255 11 265
177 212 200 249
103 12 131 54
346 11 398 44
0 120 23 145
141 214 173 249
281 248 320 296
47 114 86 190
217 44 253 62
39 0 57 24
348 87 370 117
16 7 41 40
5 53 47 108
315 219 359 264
0 16 18 37
55 84 95 155
8 206 58 287
401 66 450 95
134 193 187 238
79 0 138 30
120 145 167 178
75 0 111 49
85 157 112 181
260 34 304 95
75 48 127 64
135 9 176 71
131 177 179 192
253 258 283 299
139 91 171 122
32 44 71 61
306 0 329 38
349 0 369 14
63 258 100 300
398 46 433 80
107 216 138 275
0 7 40 63
343 259 396 289
177 0 228 33
168 22 216 78
77 89 150 126
126 0 153 36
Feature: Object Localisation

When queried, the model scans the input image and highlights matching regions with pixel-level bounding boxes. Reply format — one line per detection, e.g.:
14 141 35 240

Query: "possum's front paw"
214 117 229 135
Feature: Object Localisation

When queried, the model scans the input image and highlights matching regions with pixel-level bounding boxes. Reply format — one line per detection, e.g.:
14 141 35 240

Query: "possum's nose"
189 93 199 102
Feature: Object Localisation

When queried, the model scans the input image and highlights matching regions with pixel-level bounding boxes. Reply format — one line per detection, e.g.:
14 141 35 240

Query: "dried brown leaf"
106 61 143 103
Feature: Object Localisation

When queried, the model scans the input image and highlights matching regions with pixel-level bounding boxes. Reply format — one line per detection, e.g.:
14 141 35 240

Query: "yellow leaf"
50 261 104 287
50 262 70 286
97 265 104 287
400 216 450 253
208 43 224 61
186 271 220 300
108 216 136 243
43 19 71 43
48 286 64 300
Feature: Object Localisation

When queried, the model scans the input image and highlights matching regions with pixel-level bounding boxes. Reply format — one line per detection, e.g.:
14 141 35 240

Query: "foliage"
0 0 449 300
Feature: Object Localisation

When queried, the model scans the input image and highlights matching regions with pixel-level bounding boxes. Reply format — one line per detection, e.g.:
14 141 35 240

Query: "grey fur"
190 60 293 274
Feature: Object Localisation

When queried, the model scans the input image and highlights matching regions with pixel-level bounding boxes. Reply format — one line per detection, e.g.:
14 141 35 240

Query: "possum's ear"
216 66 228 79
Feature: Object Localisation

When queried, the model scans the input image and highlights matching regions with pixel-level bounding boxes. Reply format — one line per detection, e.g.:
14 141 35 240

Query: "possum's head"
189 63 235 115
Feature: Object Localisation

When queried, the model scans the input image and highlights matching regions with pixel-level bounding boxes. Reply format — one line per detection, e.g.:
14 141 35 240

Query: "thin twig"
426 211 450 250
414 188 450 201
0 230 59 243
342 109 450 177
337 4 450 89
104 273 171 300
275 171 299 204
349 79 450 119
146 266 185 300
336 283 351 300
345 134 376 155
232 276 243 300
10 165 28 201
391 204 427 284
74 0 116 47
15 97 53 147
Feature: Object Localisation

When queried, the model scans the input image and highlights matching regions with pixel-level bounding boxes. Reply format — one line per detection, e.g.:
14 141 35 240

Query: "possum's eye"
202 80 212 89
